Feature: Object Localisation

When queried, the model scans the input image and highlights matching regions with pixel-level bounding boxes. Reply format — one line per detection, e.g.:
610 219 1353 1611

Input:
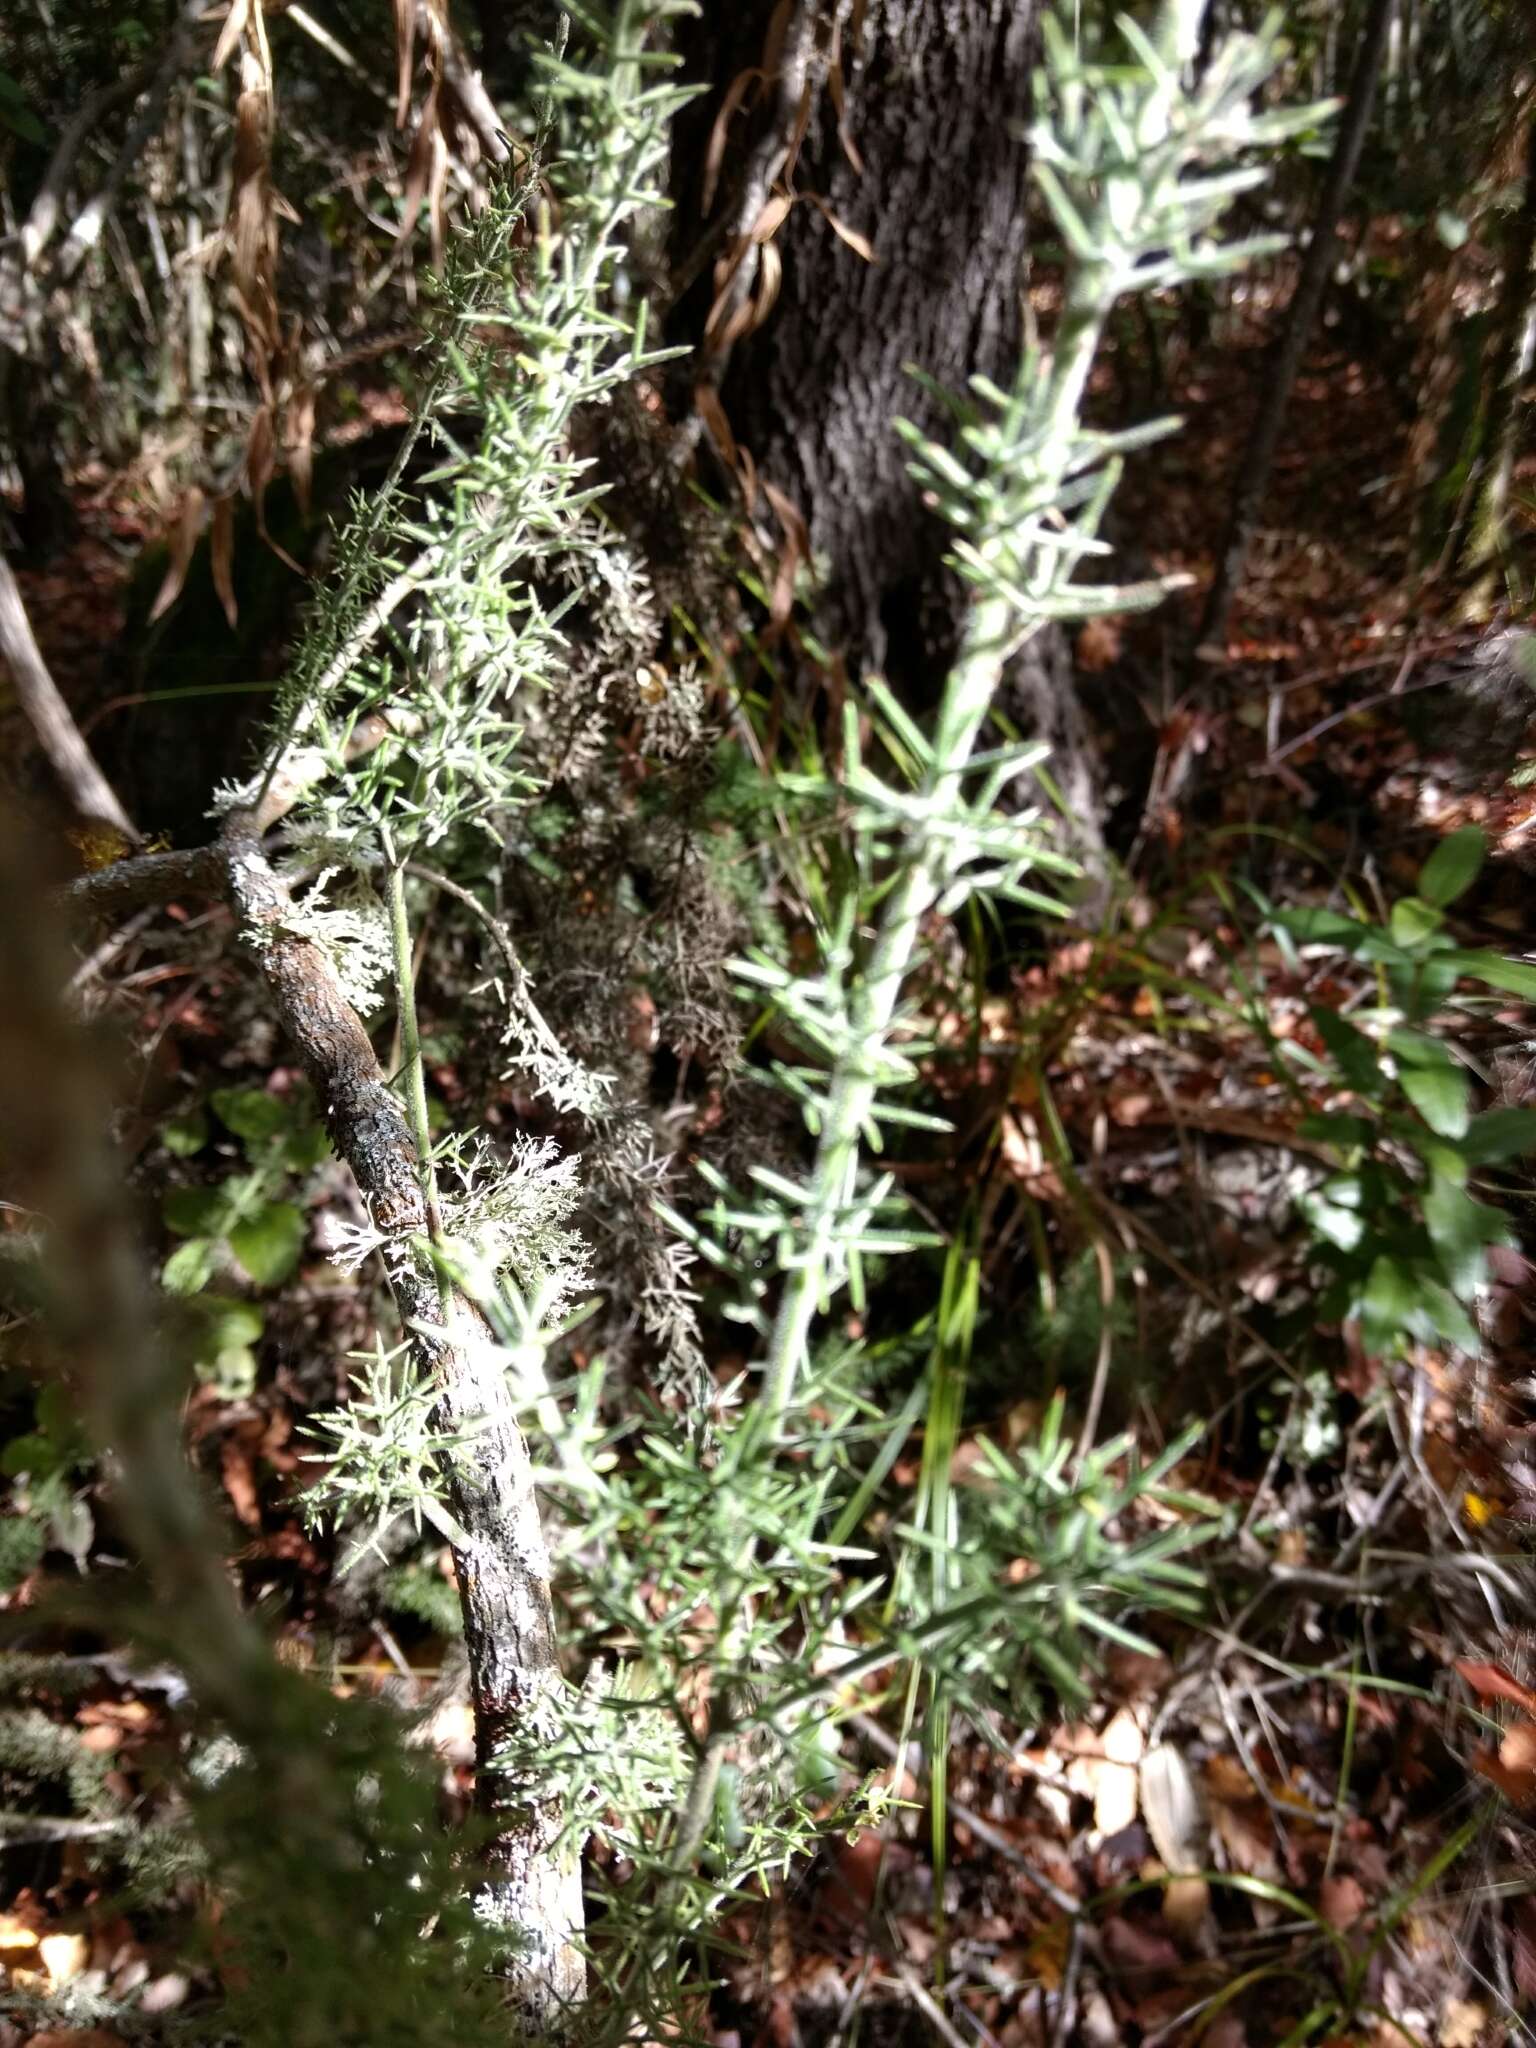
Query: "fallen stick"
0 551 138 842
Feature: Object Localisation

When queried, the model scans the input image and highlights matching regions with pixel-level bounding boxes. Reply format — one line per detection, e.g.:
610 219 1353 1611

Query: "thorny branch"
64 774 586 2025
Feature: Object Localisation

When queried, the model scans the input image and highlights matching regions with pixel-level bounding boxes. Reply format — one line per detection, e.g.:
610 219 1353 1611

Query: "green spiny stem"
665 0 1216 1900
664 193 1119 1900
759 278 1110 1433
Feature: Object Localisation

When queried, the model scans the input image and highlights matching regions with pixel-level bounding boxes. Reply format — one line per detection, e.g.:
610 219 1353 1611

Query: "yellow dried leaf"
749 191 794 245
1440 1997 1488 2048
811 196 876 262
39 1931 89 1985
0 1913 39 1955
702 68 763 216
211 0 250 72
148 487 205 624
210 496 238 631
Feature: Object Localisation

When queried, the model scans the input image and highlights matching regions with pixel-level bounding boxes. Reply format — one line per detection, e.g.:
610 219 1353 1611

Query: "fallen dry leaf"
1099 1912 1181 1978
220 1435 262 1529
1439 1997 1489 2048
1319 1872 1367 1930
38 1932 89 1986
1141 1743 1204 1872
1076 616 1124 672
0 1907 42 1950
816 1830 886 1927
1471 1717 1536 1809
1454 1659 1536 1717
1023 1917 1070 1991
1064 1707 1143 1837
1161 1873 1212 1946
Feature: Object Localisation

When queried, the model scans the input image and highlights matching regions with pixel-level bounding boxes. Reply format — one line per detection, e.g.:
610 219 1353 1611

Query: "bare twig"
66 904 157 993
52 0 209 288
0 551 138 841
18 61 157 266
0 1812 134 1845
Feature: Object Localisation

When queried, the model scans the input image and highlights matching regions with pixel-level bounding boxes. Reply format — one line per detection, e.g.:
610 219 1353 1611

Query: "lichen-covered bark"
72 817 587 2027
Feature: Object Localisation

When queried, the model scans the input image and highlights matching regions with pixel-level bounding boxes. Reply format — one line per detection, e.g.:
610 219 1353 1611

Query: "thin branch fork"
67 800 585 2024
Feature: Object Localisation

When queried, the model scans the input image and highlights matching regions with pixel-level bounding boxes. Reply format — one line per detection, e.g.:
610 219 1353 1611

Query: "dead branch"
65 800 586 2023
19 60 158 267
0 551 139 842
54 0 210 289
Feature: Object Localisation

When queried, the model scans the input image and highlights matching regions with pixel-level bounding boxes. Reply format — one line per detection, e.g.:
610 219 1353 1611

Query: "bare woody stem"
67 809 586 2027
0 552 138 842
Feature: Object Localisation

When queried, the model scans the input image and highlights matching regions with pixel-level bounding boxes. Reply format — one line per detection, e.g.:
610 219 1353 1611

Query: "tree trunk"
1451 109 1536 579
667 0 1105 846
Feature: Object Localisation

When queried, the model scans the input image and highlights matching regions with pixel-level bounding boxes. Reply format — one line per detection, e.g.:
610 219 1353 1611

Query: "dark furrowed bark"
671 0 1106 850
672 0 1036 672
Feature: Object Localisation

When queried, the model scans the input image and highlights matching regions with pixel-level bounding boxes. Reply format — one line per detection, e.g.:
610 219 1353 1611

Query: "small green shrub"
1261 825 1536 1357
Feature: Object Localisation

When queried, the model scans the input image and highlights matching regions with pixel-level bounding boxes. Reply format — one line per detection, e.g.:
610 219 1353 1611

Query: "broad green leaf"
1310 1008 1379 1094
1457 1106 1536 1165
0 95 45 145
1399 1061 1469 1138
228 1201 306 1286
163 1186 232 1238
1441 949 1536 1001
211 1087 293 1144
162 1108 210 1157
1 1432 67 1479
1388 896 1444 950
1297 1112 1375 1150
1356 932 1413 967
1418 826 1484 908
1411 1135 1467 1186
1386 1027 1457 1069
193 1296 265 1350
1422 1177 1506 1298
1300 1192 1364 1253
162 1237 216 1296
1388 951 1460 1019
1275 906 1367 949
1409 1276 1480 1352
284 1121 332 1171
1360 1255 1415 1357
